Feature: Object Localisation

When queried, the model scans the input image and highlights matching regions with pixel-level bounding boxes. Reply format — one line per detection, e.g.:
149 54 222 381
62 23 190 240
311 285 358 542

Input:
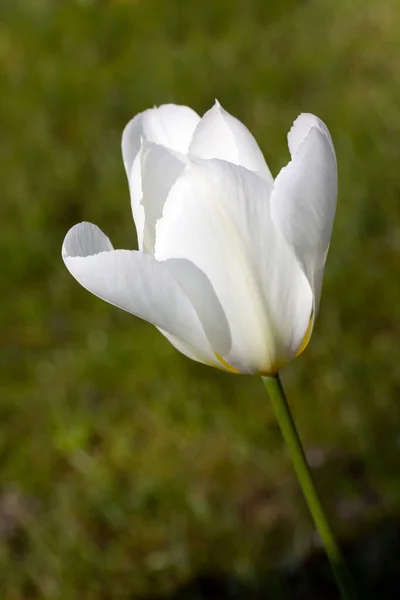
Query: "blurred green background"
1 0 400 597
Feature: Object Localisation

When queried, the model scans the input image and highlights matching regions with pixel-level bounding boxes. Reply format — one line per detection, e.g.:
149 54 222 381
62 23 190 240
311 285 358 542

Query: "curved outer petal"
158 329 228 370
155 159 312 374
270 114 337 313
121 105 200 249
188 101 274 187
62 222 229 366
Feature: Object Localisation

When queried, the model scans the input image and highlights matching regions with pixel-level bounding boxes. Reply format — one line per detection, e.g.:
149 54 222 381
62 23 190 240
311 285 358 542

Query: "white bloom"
62 102 337 375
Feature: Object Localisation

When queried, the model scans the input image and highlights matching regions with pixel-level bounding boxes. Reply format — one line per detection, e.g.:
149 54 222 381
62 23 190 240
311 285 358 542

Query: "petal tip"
62 222 113 259
211 99 227 116
288 113 333 157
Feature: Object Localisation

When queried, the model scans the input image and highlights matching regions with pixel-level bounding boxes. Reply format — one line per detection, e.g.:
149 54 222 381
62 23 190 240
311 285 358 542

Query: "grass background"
1 0 400 597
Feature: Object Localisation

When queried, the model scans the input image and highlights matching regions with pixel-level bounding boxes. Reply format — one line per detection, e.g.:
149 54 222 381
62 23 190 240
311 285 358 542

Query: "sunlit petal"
270 114 337 312
155 159 312 374
62 222 225 363
189 101 273 186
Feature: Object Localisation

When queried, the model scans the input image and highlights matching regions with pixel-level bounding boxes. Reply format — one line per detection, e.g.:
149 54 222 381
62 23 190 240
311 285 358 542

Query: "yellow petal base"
296 314 314 358
215 353 241 374
214 314 313 376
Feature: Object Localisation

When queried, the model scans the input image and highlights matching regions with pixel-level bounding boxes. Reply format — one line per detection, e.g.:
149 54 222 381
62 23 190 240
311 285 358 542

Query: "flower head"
62 102 337 375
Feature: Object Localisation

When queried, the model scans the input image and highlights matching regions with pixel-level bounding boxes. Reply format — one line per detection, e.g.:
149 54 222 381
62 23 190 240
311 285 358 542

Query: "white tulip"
62 101 337 375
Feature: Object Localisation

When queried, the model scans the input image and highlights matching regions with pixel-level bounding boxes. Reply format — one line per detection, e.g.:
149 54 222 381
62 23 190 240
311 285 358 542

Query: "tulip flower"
62 101 337 376
62 102 357 599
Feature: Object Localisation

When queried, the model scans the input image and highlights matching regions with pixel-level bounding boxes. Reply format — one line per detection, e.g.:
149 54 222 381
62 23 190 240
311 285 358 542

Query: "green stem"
262 374 356 600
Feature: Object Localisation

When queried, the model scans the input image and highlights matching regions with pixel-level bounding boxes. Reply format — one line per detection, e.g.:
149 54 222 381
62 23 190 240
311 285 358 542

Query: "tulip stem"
262 374 357 600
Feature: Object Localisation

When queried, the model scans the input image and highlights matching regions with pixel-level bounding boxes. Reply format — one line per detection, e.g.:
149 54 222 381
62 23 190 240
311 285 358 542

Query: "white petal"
122 106 198 250
288 113 335 157
189 101 273 186
126 143 186 252
155 159 312 374
158 329 224 369
128 151 145 250
62 222 227 364
140 143 186 252
270 114 337 312
122 104 200 178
